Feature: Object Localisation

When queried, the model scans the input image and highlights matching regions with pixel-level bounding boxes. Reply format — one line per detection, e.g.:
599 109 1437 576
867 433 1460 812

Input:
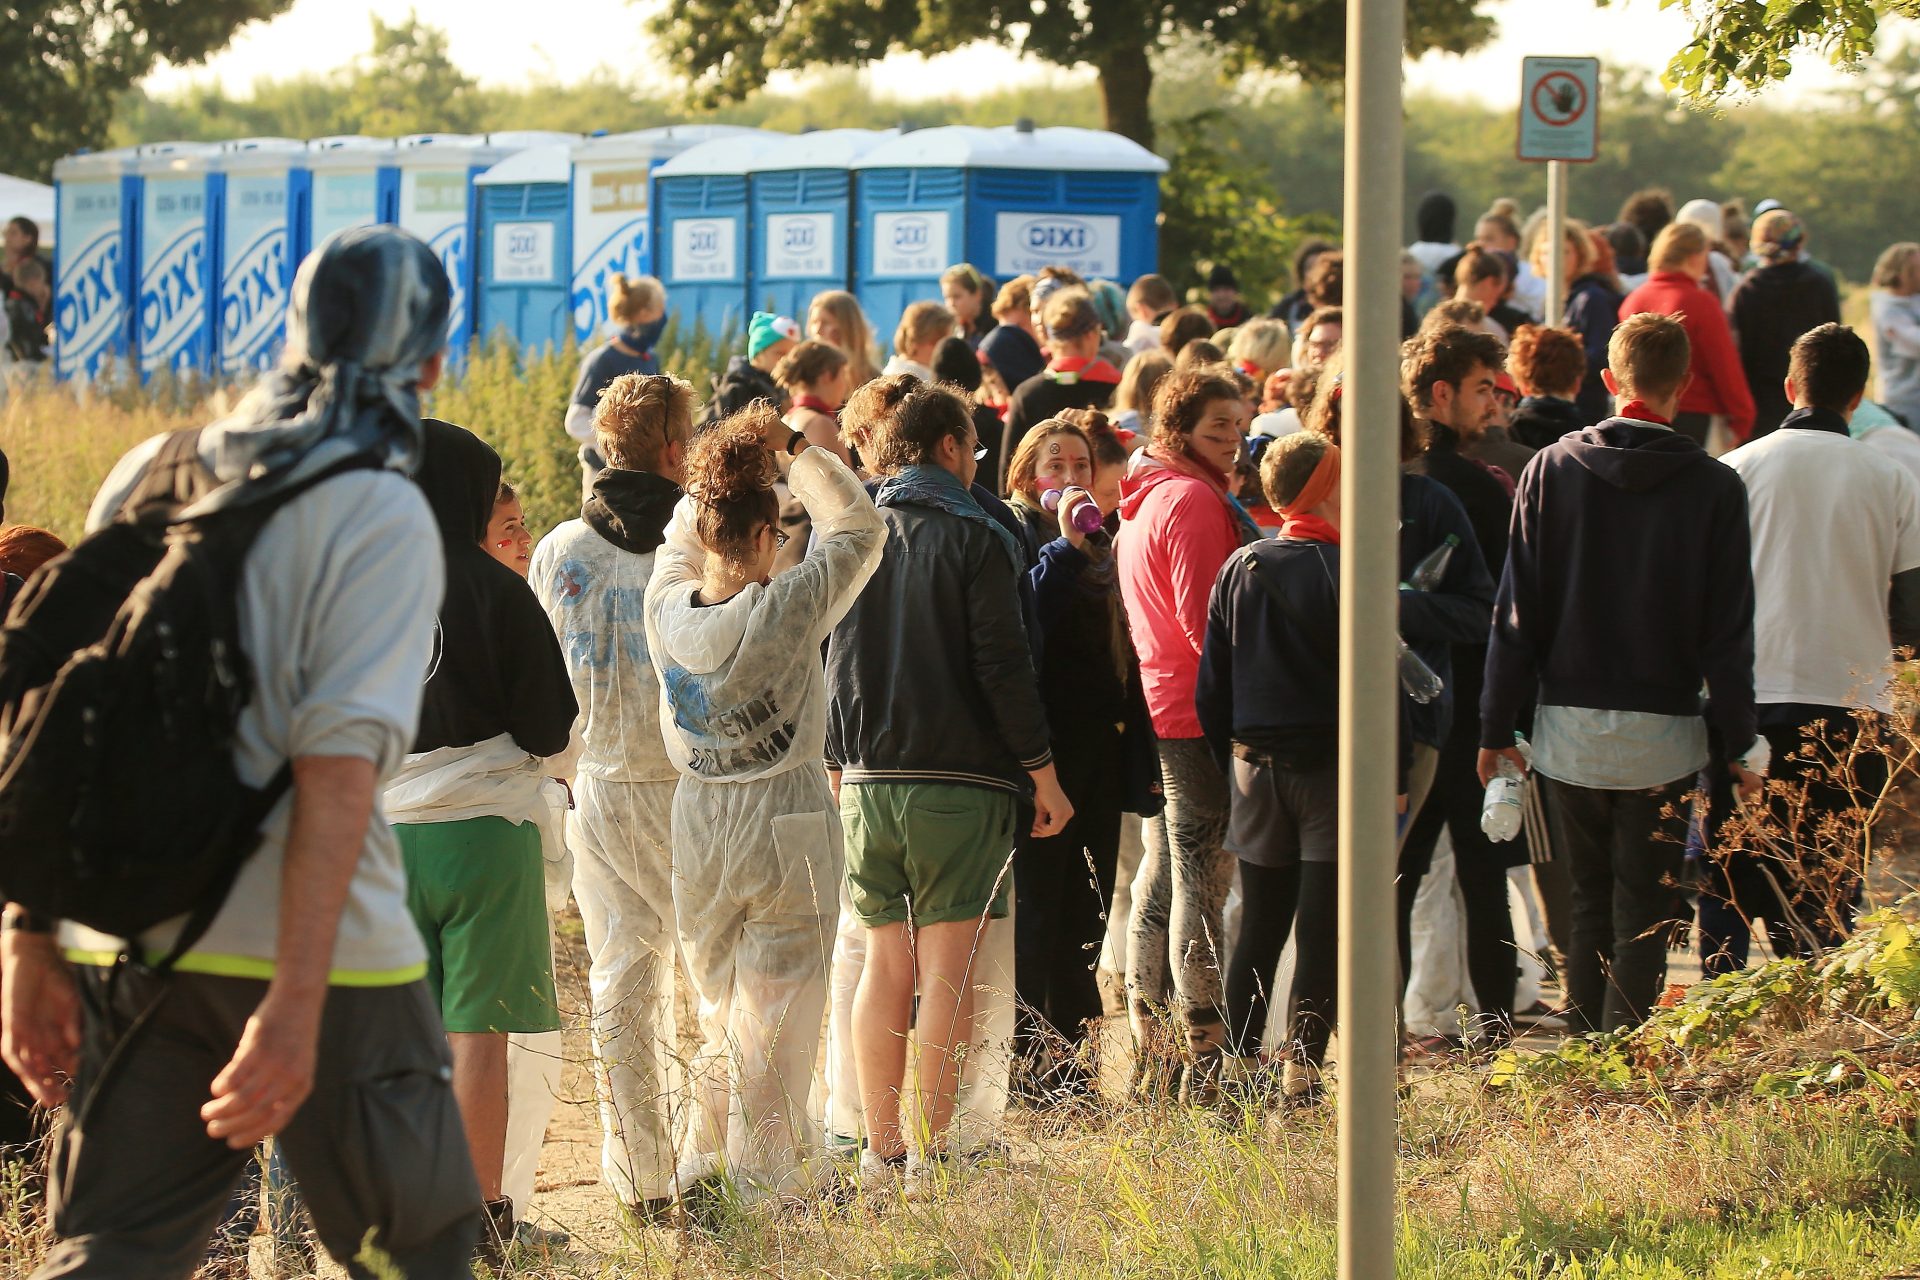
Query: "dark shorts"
1226 753 1338 867
841 782 1016 927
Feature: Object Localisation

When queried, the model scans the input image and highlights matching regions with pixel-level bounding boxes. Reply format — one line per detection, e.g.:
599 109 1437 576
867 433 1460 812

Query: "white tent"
0 174 56 239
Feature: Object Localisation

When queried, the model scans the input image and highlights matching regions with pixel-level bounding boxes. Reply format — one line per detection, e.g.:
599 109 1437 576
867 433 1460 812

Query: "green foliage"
343 15 483 137
1653 0 1920 102
2 0 294 179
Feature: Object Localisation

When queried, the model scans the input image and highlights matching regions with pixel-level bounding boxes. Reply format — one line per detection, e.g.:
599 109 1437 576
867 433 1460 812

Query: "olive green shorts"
398 816 560 1035
840 782 1016 928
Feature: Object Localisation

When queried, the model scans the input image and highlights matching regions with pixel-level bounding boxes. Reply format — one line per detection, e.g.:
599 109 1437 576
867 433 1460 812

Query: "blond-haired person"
566 273 667 494
528 372 694 1225
883 300 956 382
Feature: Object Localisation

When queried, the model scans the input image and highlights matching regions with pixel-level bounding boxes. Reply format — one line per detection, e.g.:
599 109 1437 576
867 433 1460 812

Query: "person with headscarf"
4 226 489 1279
387 417 577 1264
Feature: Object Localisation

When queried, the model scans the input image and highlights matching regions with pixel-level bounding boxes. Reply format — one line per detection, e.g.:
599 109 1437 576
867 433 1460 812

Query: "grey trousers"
33 969 482 1280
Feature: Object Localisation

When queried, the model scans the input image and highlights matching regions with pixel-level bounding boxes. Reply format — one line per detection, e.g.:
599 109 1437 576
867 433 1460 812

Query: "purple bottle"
1039 485 1105 536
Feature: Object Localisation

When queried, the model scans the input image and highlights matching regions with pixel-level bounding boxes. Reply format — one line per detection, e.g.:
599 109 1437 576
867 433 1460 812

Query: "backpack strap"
118 428 217 521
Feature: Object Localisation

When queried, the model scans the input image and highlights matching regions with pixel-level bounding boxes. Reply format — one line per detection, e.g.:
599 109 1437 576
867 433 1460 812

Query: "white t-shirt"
1723 424 1920 710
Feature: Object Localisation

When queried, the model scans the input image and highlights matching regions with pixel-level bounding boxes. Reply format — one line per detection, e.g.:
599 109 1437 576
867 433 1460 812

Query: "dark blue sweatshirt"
1480 418 1756 753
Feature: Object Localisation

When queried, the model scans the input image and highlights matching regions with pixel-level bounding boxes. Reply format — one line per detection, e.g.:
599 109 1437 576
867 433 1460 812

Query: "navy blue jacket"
1562 274 1624 424
1480 418 1756 753
1398 473 1497 747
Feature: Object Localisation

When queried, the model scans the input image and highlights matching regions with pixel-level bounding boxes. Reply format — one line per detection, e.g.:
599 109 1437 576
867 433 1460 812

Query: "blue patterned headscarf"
193 226 451 513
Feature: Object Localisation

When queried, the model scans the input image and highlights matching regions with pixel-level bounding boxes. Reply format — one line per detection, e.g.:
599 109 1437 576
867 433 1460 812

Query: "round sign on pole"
1517 56 1601 163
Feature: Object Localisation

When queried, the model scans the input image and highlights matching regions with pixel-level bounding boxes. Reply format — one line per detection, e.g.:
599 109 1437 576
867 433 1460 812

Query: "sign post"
1517 56 1600 324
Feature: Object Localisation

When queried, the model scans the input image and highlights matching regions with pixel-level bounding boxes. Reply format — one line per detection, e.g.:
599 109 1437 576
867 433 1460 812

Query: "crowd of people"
0 216 52 365
2 174 1919 1278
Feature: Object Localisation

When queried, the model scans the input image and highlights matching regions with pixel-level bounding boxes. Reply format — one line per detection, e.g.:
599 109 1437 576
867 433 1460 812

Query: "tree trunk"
1095 43 1155 150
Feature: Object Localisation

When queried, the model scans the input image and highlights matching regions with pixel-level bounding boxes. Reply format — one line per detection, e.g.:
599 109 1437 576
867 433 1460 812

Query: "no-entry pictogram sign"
1517 56 1601 163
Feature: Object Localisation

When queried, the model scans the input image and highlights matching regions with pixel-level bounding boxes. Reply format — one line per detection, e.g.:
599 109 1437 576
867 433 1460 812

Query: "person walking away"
1407 192 1461 283
566 273 666 495
979 276 1046 394
1116 368 1261 1096
1674 198 1744 301
941 264 997 347
1507 325 1594 450
1868 243 1920 429
1204 265 1252 330
644 405 885 1209
1228 318 1291 390
999 289 1123 490
1125 275 1178 354
825 383 1072 1195
1540 220 1623 422
705 312 801 428
1479 312 1760 1034
1003 418 1156 1099
1 226 485 1279
527 372 693 1224
1730 211 1842 438
1202 433 1409 1103
1620 223 1755 448
807 291 882 389
1452 246 1529 341
1398 326 1522 1041
1702 324 1920 970
393 419 577 1262
883 301 956 382
930 336 1006 488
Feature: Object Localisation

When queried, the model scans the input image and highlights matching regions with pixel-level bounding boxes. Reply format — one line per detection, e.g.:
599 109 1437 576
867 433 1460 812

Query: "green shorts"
840 782 1016 928
398 816 560 1035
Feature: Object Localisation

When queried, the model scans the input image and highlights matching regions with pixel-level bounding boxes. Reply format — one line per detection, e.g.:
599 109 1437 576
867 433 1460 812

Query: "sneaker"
903 1150 957 1202
513 1219 571 1252
857 1149 906 1197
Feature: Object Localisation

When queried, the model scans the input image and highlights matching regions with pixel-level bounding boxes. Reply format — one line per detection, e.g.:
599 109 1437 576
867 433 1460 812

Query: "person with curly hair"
640 402 886 1209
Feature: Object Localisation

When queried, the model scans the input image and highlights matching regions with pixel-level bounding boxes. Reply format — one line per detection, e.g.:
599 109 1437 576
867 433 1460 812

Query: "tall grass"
0 316 738 546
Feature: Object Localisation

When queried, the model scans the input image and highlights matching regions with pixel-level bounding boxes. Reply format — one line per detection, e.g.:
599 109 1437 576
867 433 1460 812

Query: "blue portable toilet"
567 124 764 348
134 142 224 379
51 147 141 381
746 128 895 323
473 144 574 352
302 136 398 255
851 124 1168 342
212 137 306 380
391 132 579 358
650 131 786 344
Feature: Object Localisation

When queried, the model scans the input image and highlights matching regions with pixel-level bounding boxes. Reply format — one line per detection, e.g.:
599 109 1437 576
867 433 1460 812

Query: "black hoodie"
412 419 578 757
1480 418 1755 756
1508 395 1588 452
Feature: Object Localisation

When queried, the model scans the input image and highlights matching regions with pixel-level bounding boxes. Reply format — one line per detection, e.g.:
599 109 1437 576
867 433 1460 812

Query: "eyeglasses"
773 529 791 550
974 444 990 461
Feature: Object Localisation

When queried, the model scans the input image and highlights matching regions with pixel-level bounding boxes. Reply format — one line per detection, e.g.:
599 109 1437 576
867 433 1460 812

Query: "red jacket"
1619 272 1756 442
1117 457 1244 738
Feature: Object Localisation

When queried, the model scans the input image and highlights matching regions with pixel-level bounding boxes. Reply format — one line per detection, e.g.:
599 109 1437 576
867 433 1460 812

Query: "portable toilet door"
390 132 580 359
567 125 770 348
652 132 788 347
474 145 573 352
852 124 1168 342
51 147 140 381
134 142 223 381
302 136 398 257
215 137 306 380
747 129 895 326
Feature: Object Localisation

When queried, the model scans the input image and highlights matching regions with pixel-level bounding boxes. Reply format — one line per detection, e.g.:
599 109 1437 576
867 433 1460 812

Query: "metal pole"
1338 0 1403 1275
1545 159 1568 323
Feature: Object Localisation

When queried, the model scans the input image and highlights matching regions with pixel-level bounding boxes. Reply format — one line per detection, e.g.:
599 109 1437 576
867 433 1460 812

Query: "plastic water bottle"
1040 485 1106 536
1480 734 1533 842
1397 638 1444 704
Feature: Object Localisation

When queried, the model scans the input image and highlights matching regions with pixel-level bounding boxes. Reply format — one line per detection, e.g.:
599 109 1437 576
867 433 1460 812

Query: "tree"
645 0 1497 150
3 0 295 179
1653 0 1920 100
343 15 482 137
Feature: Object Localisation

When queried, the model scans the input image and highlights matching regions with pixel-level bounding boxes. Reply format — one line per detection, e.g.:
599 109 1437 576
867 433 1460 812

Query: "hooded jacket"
1480 418 1755 755
412 419 577 757
1619 272 1757 441
702 355 782 427
1508 394 1588 452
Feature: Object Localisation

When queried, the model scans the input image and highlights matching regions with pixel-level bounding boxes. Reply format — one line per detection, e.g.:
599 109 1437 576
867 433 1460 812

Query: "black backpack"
0 429 370 964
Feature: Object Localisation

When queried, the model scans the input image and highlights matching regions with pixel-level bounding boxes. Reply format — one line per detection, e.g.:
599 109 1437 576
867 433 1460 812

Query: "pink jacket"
1117 457 1244 739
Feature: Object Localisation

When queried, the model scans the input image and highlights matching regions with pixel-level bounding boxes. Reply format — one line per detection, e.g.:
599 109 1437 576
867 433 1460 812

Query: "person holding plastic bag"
644 403 885 1209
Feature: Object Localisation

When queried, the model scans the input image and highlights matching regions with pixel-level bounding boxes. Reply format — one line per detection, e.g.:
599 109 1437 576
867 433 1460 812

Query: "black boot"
476 1196 514 1273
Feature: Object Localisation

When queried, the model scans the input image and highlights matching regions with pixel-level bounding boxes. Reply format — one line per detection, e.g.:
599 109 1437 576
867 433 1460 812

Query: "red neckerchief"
1045 355 1123 385
1236 360 1264 381
1618 401 1672 426
1281 514 1340 544
791 394 837 416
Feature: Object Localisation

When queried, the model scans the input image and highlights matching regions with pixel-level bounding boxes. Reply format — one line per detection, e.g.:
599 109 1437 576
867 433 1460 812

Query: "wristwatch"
1 905 54 934
785 430 808 457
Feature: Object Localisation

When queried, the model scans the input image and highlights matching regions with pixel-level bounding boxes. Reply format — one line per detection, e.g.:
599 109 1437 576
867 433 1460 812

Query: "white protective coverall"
643 446 884 1200
530 517 683 1206
384 734 574 1222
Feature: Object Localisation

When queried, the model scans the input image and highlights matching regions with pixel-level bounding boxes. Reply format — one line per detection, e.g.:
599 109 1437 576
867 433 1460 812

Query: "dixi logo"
890 217 932 252
688 224 722 258
507 227 540 261
221 230 288 373
139 229 206 363
1020 217 1094 254
783 222 817 253
54 233 123 376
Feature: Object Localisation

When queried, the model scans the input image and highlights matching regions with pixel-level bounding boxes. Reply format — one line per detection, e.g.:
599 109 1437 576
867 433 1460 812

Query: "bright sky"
142 0 1885 107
